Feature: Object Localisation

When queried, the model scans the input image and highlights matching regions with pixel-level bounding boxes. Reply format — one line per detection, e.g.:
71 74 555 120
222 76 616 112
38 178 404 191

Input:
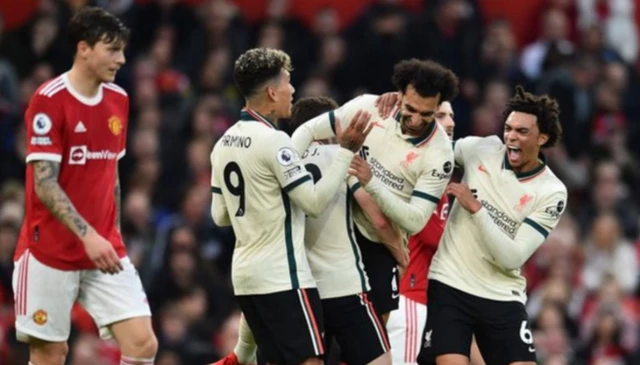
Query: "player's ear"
266 85 277 102
537 133 549 147
77 41 91 58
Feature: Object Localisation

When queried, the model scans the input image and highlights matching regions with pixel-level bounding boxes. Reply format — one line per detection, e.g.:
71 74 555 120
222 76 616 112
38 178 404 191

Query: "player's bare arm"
33 160 123 274
33 160 90 237
115 166 121 230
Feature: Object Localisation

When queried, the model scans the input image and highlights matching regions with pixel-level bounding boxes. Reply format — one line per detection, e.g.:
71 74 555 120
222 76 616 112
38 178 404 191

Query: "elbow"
302 203 324 218
403 215 427 235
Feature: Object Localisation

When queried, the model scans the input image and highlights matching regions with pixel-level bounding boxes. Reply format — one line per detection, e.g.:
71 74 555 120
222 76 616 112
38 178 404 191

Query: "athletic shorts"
13 250 151 342
417 280 537 365
237 288 324 365
355 225 399 315
387 295 427 365
323 293 390 365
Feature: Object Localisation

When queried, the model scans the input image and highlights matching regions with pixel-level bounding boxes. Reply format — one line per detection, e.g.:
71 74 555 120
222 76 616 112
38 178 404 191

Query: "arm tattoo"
33 160 90 238
115 168 121 230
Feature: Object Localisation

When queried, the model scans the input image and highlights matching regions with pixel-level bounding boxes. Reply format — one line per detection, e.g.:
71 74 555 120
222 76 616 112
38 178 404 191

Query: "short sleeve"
25 95 64 163
117 97 129 160
267 132 313 192
523 188 568 239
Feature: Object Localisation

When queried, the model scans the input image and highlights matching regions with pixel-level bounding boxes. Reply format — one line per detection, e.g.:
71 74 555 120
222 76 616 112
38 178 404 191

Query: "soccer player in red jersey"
386 101 454 365
12 7 157 365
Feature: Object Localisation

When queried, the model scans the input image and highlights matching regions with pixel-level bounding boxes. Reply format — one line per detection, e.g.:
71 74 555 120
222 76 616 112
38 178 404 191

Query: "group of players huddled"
13 6 567 365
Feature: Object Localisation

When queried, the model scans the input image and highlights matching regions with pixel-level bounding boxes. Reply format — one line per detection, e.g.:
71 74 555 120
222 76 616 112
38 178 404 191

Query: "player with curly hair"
291 59 459 323
417 86 567 365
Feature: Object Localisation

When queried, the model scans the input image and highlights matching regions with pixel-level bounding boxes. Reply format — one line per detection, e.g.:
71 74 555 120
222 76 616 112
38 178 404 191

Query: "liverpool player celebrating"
418 86 567 365
13 8 156 365
386 101 454 365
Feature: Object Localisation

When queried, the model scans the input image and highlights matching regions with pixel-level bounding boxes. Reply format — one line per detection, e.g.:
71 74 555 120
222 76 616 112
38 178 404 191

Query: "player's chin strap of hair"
120 355 155 365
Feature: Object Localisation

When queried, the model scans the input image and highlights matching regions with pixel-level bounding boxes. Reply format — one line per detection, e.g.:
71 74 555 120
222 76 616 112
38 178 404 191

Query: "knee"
132 332 158 357
30 341 68 365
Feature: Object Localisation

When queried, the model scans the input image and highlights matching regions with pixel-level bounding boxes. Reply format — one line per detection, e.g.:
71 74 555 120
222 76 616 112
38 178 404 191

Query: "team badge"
33 113 52 135
33 309 48 325
557 200 565 213
108 116 123 136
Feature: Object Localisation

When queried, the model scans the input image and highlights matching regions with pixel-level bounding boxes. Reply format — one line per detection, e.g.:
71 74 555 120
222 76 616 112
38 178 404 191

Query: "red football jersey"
15 73 129 270
399 195 449 305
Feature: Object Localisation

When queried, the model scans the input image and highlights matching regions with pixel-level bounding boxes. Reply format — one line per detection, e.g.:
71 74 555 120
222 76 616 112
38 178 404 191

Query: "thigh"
77 256 151 339
417 281 474 365
325 293 390 365
356 227 399 315
12 250 79 343
474 301 537 365
240 288 325 365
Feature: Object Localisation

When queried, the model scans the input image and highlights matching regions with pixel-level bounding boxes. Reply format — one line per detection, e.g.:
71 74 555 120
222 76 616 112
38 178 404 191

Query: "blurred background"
1 0 640 364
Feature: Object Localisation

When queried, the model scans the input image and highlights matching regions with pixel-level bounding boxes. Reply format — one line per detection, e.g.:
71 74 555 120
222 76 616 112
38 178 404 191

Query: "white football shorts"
386 295 428 365
12 249 151 342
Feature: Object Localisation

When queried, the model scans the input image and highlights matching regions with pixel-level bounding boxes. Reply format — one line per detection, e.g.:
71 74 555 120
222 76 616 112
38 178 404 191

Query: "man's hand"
349 155 373 186
82 230 123 274
336 110 373 152
446 183 482 214
375 92 401 119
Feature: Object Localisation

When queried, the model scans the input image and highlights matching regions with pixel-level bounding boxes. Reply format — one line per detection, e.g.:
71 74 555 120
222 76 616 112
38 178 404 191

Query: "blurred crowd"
1 0 640 364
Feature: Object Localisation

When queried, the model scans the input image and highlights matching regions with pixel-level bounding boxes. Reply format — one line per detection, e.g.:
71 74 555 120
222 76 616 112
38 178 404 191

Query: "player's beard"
401 115 430 136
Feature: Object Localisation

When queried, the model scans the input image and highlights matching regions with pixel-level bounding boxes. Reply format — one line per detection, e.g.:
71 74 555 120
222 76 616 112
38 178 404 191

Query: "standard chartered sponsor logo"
481 200 519 237
370 157 404 191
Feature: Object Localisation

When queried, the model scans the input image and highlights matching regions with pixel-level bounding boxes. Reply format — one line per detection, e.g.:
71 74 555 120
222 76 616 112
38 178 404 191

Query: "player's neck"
67 65 102 98
244 101 279 124
512 153 542 174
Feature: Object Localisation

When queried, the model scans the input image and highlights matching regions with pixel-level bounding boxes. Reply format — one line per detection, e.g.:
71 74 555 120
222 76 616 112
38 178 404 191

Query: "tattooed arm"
32 160 123 273
32 160 92 238
115 167 121 231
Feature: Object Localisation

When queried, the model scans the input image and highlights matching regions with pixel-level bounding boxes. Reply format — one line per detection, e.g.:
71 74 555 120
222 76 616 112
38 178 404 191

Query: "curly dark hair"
392 59 459 103
68 7 130 55
503 85 563 148
289 96 339 133
233 48 292 98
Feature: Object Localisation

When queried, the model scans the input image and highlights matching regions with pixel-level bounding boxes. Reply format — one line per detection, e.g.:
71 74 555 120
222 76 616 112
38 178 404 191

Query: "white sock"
120 355 155 365
234 315 257 364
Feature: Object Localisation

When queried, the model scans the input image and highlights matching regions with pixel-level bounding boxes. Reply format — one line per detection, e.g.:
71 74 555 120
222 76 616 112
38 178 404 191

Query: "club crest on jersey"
401 151 419 168
108 116 123 136
515 194 533 212
33 113 52 135
32 309 48 325
277 147 299 166
443 161 453 174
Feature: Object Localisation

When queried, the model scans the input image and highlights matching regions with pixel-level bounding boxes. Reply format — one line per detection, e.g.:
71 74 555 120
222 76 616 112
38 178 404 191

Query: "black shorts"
237 288 325 365
417 280 537 365
323 293 390 365
355 225 399 315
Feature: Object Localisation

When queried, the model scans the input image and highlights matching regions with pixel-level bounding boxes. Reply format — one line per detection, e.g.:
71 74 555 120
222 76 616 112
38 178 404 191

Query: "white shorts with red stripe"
12 250 151 343
386 295 427 365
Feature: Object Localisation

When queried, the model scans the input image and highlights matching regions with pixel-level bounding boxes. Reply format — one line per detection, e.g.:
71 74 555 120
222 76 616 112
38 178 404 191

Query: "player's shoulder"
455 135 502 153
538 165 568 198
341 94 378 111
33 74 67 101
102 82 129 100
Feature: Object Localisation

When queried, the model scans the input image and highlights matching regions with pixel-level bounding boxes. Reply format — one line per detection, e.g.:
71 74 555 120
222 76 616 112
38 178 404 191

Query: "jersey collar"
392 106 438 147
240 108 277 129
503 151 547 181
